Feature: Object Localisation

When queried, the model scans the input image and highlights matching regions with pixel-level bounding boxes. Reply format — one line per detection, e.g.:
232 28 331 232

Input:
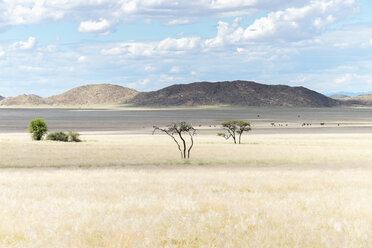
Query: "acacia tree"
153 122 196 159
218 120 251 144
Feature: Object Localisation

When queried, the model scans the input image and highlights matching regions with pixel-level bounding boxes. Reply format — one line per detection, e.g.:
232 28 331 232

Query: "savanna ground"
1 107 372 247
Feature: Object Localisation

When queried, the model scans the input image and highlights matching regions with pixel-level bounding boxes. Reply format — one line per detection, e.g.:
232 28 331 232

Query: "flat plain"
1 106 372 247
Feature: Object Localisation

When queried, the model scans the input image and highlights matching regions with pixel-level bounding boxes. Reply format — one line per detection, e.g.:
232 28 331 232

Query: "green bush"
46 130 82 142
46 131 69 142
67 130 81 142
28 118 48 140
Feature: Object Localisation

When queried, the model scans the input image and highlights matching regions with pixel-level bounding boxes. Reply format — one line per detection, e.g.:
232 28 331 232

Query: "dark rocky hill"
130 80 340 107
0 95 4 101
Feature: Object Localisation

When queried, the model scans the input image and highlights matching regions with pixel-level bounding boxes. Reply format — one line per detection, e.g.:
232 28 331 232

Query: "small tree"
153 122 196 159
218 120 251 144
28 118 48 140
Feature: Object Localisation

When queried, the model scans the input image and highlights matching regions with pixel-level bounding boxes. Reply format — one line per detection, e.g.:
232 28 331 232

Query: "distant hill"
45 84 138 106
329 94 350 99
0 84 139 106
0 95 4 101
0 94 46 106
130 81 339 107
0 81 342 107
338 94 372 106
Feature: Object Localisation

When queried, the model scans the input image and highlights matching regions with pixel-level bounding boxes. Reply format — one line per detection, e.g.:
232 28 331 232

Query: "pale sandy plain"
1 107 372 247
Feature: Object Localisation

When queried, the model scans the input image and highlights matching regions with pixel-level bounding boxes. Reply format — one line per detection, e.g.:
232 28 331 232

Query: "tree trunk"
187 132 194 159
232 135 236 144
178 132 187 159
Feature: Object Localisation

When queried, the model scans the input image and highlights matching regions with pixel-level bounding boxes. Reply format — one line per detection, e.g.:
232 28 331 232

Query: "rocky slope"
45 84 139 106
130 80 339 107
0 84 139 106
0 94 46 106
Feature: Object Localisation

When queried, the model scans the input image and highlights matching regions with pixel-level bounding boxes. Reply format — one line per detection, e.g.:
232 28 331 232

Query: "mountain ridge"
0 81 340 107
130 80 339 107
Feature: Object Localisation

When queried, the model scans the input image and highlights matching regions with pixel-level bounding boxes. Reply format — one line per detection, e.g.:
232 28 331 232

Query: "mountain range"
0 80 343 107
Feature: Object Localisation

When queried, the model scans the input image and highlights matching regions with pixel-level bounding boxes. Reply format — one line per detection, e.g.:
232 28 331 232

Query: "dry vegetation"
2 167 372 247
1 133 372 168
1 133 372 247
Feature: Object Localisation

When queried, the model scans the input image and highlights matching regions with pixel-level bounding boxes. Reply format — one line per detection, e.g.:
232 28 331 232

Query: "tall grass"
1 167 372 247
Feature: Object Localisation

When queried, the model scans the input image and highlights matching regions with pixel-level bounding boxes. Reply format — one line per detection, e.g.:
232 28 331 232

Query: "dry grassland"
1 167 372 247
1 133 372 168
1 133 372 247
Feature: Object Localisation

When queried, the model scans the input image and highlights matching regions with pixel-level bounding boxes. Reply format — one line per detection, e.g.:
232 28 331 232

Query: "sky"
0 0 372 97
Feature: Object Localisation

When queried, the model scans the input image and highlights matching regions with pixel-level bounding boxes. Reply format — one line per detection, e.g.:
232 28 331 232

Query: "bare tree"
153 122 196 159
218 120 251 144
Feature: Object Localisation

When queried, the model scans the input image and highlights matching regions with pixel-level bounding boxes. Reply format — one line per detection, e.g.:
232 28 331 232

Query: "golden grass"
1 133 372 168
2 133 372 247
1 167 372 247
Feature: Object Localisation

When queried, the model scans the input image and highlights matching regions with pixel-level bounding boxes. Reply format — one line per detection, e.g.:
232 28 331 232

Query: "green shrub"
28 118 48 140
46 131 69 142
67 131 81 142
45 130 81 142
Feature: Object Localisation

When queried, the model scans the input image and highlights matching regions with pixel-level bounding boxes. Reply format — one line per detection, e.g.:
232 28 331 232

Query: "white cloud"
11 37 36 50
166 19 192 25
242 0 357 42
170 66 181 73
144 65 156 72
0 47 5 57
77 56 87 63
101 36 202 57
20 65 43 72
202 0 358 45
158 37 201 51
0 0 313 33
78 18 112 34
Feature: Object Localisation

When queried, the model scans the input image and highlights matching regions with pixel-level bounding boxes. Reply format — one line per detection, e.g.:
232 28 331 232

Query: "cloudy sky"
0 0 371 97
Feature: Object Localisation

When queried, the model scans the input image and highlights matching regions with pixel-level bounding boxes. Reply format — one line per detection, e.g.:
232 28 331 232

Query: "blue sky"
0 0 372 97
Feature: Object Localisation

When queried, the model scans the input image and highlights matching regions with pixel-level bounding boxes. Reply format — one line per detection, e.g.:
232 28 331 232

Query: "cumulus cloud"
242 0 357 42
11 37 36 50
99 0 359 58
204 0 358 45
0 0 312 33
101 36 202 57
78 18 112 34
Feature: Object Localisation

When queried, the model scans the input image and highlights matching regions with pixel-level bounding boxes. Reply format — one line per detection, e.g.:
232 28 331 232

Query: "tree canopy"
153 122 196 159
218 120 251 144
